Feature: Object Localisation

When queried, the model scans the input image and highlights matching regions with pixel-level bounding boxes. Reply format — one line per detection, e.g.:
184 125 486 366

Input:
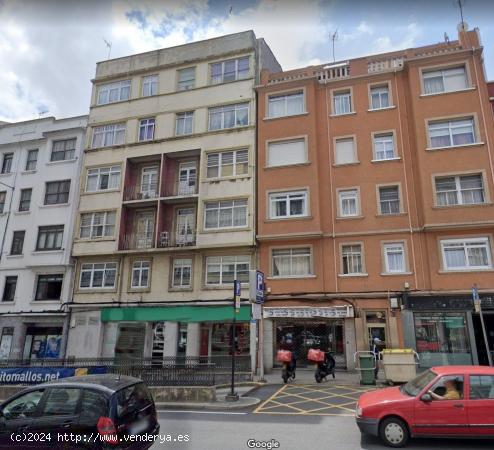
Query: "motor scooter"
315 352 336 383
281 354 297 384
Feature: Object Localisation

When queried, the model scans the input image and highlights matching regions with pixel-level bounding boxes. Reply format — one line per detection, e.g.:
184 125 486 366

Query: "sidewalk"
259 368 365 386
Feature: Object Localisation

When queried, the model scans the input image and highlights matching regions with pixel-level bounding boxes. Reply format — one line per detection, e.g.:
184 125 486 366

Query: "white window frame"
378 185 401 215
383 243 406 274
25 149 38 171
338 189 359 217
205 255 250 285
269 191 308 219
334 137 357 165
79 211 116 239
370 85 390 110
422 66 468 95
138 118 155 142
267 138 307 168
434 173 485 206
428 117 476 149
131 260 150 289
85 165 121 192
271 247 312 278
177 67 195 91
206 149 248 179
333 90 352 115
175 112 194 136
440 237 492 271
92 123 126 148
172 258 192 288
341 244 364 275
208 103 249 131
204 199 248 230
142 75 158 97
97 80 131 105
210 57 249 84
373 133 396 160
79 262 117 289
267 91 304 118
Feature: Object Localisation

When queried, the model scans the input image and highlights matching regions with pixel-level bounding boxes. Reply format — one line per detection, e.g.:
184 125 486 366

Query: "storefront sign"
0 366 107 385
405 296 473 310
263 306 353 319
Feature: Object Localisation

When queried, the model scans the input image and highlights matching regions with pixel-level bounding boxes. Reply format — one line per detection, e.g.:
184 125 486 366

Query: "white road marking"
158 410 247 415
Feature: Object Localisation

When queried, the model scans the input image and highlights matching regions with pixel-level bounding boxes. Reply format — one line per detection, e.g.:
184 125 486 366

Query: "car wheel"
379 417 409 448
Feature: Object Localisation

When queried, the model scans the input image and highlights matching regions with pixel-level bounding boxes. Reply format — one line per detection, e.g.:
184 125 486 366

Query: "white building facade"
0 116 87 360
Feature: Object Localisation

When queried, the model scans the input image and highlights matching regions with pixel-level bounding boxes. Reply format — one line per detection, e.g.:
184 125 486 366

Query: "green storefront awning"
101 305 251 323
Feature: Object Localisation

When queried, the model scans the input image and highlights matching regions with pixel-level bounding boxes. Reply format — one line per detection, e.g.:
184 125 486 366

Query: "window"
142 75 158 97
435 174 485 206
35 274 63 300
18 188 32 212
80 389 108 422
131 261 150 289
441 237 492 270
269 191 307 219
205 255 250 285
210 57 249 84
373 133 396 160
0 191 5 213
379 186 400 215
469 375 494 399
80 211 116 239
333 90 352 115
338 189 359 217
334 137 357 165
172 258 192 288
383 243 406 273
51 139 76 162
267 92 304 118
1 153 13 174
3 390 44 419
138 118 155 142
86 165 120 192
272 248 311 277
370 85 390 109
25 149 38 171
80 262 117 289
178 67 195 90
175 112 193 136
2 276 17 302
207 149 248 178
341 244 363 274
429 118 475 148
36 225 64 251
97 80 131 105
42 388 81 416
91 123 126 148
45 180 70 205
208 103 249 130
267 138 306 167
423 66 467 95
204 199 247 229
10 231 25 255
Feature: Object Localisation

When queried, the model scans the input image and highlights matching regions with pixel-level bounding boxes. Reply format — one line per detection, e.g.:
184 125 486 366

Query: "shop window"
177 323 188 356
414 313 472 367
22 327 62 360
211 323 249 356
114 324 145 360
0 327 13 359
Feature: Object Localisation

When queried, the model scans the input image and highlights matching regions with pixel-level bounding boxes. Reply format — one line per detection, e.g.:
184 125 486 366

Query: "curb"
155 396 261 410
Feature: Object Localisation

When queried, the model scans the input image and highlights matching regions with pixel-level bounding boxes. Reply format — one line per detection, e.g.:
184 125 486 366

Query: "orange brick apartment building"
256 26 494 370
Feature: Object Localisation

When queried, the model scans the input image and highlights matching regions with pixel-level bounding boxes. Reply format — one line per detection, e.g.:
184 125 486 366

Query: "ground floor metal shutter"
115 323 146 359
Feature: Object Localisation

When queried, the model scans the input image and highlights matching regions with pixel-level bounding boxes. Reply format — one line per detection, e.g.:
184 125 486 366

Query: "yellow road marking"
252 384 288 414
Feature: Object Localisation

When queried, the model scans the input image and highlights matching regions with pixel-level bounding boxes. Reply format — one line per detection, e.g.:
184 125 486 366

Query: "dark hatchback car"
0 374 159 449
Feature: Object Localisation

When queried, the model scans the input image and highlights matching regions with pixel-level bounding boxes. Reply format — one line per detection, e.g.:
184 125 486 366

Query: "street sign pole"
473 285 492 367
226 280 240 401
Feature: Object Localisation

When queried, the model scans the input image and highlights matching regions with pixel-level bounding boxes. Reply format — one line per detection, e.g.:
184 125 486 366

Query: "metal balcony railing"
165 181 197 197
123 184 159 201
121 232 155 250
157 231 196 248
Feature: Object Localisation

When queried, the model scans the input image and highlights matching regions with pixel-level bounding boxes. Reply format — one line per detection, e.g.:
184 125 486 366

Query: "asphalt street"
151 383 494 450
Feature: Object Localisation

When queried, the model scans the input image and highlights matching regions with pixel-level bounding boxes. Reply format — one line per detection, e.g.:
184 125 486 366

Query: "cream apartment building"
66 31 280 362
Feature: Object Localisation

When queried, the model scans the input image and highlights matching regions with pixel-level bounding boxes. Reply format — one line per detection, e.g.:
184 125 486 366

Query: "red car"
356 365 494 447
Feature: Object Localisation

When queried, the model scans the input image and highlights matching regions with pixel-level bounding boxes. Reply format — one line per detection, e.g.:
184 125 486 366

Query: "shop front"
402 294 482 368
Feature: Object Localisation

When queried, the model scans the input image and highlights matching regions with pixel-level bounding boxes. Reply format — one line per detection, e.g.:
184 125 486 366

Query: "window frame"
333 135 358 165
270 246 313 278
267 90 305 119
206 148 249 179
427 116 477 149
171 258 193 289
440 237 493 271
25 149 38 171
96 79 131 105
382 241 407 274
203 198 248 230
2 276 17 302
369 83 391 110
85 165 121 192
175 111 194 136
1 153 13 174
44 180 71 205
372 131 397 161
340 242 366 276
421 64 469 95
208 103 249 131
433 172 486 207
138 118 155 142
0 191 6 214
79 211 116 240
377 184 402 215
177 67 196 91
91 123 126 148
35 273 64 301
337 187 360 218
50 138 76 162
204 255 250 286
36 225 64 251
18 188 32 212
331 88 353 116
210 57 250 84
130 260 151 290
10 230 25 256
79 262 118 290
266 136 308 168
268 190 308 220
141 74 158 97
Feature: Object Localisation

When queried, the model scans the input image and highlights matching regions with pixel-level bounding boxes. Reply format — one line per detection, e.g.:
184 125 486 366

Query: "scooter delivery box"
307 348 325 362
276 350 292 362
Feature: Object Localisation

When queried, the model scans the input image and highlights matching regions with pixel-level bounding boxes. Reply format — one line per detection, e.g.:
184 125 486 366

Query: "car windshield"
401 369 437 396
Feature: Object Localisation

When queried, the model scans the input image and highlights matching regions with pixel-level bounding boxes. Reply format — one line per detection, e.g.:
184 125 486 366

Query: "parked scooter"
277 349 297 383
315 351 336 383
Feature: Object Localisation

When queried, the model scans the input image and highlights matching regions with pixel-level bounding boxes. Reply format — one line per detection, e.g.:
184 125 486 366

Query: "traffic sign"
249 270 265 304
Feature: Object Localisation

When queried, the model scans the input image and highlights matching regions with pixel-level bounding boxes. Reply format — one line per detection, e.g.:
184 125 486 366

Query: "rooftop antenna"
38 110 48 118
454 0 467 30
330 29 338 63
103 38 112 60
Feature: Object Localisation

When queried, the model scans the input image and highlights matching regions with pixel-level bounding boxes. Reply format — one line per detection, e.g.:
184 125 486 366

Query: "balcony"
120 232 155 250
123 184 160 202
163 179 198 201
157 230 197 248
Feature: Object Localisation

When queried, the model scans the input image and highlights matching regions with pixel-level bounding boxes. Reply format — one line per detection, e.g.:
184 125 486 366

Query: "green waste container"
354 351 376 385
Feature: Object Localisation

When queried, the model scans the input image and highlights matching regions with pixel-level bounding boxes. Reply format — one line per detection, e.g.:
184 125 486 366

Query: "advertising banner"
0 366 107 385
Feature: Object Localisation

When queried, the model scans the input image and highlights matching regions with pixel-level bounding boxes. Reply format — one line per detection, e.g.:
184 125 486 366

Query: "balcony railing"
121 232 155 250
158 231 196 248
123 185 159 201
165 181 197 198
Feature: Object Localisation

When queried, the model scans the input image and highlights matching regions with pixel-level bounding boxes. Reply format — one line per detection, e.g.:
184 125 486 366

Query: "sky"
1 0 493 122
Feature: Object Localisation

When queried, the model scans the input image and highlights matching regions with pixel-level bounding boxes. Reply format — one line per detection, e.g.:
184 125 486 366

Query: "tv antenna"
103 38 112 59
330 29 338 63
453 0 466 30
